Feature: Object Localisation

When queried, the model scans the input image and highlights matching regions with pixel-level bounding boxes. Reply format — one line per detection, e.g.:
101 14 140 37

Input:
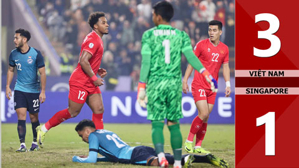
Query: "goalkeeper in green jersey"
137 1 217 168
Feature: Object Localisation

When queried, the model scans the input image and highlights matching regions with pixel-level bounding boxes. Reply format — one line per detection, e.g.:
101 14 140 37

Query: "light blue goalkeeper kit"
9 47 45 93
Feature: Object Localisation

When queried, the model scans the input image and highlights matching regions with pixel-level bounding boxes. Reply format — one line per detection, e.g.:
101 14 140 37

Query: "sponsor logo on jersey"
220 50 224 54
15 59 19 62
208 48 210 52
89 43 94 48
27 56 33 64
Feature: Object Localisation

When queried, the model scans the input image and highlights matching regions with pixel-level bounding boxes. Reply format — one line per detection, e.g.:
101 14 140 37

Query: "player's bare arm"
6 66 15 100
38 67 46 103
79 50 104 86
222 63 231 97
182 64 194 94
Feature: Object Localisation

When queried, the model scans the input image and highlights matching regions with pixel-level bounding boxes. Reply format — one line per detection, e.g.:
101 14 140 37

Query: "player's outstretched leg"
207 154 229 168
16 143 27 152
183 155 195 168
37 108 72 147
36 126 46 148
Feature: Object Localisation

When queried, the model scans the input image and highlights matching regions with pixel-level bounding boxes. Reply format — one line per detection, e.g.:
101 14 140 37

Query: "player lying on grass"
72 119 228 168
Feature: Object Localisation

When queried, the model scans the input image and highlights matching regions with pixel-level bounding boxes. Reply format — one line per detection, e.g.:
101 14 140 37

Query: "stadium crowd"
35 0 235 90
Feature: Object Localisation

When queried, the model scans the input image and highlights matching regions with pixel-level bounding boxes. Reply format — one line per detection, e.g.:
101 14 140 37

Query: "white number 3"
254 13 281 57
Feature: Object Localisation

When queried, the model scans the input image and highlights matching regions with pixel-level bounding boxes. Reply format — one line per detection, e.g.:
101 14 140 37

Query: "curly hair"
88 12 105 29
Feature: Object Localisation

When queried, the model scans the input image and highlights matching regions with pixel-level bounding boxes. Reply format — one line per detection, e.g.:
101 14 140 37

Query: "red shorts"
69 84 101 104
191 86 217 104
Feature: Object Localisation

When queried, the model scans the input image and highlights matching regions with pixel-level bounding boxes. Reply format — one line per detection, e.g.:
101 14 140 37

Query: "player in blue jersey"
6 28 46 152
72 119 228 168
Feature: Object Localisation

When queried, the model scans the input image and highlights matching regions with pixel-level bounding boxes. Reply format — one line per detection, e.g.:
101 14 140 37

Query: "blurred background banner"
1 91 234 123
1 76 234 92
1 0 235 123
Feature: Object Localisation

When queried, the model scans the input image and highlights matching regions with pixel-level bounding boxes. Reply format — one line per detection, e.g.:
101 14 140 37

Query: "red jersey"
192 38 229 89
69 31 104 88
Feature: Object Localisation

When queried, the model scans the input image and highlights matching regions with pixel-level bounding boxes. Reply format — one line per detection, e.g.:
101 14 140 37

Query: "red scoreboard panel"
235 0 299 167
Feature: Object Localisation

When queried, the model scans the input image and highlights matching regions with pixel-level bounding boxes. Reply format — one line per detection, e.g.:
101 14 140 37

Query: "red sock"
92 113 104 129
195 123 207 147
187 116 203 142
45 109 71 130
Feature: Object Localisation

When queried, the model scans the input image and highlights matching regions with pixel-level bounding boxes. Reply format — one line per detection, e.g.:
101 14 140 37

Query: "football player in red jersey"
36 12 109 147
183 20 231 154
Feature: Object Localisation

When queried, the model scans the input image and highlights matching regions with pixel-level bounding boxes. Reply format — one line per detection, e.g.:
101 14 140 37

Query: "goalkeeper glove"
201 69 218 92
137 82 147 108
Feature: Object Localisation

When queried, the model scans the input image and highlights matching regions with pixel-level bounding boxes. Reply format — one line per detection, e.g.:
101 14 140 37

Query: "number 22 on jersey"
106 134 127 148
211 53 219 62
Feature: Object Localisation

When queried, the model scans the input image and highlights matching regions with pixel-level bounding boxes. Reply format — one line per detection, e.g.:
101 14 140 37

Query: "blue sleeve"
72 155 111 163
9 52 15 67
72 133 99 163
72 151 98 163
88 133 100 153
35 49 45 68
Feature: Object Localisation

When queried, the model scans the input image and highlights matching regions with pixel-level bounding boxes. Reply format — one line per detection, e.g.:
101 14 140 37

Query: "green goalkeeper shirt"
140 24 205 83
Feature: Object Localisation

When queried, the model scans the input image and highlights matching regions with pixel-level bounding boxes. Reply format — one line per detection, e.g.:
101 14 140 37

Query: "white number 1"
256 112 275 155
162 39 170 64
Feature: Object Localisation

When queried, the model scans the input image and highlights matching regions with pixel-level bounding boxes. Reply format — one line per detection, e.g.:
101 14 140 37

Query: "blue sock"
31 120 40 142
17 120 26 143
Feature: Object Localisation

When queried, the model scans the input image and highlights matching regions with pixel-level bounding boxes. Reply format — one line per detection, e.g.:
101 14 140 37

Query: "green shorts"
146 77 183 121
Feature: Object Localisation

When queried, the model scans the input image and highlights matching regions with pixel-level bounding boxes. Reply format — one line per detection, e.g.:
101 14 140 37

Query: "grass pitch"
2 124 235 168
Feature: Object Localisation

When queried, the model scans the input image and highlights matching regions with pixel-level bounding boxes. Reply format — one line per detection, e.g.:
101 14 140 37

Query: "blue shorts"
130 146 156 165
14 90 40 113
